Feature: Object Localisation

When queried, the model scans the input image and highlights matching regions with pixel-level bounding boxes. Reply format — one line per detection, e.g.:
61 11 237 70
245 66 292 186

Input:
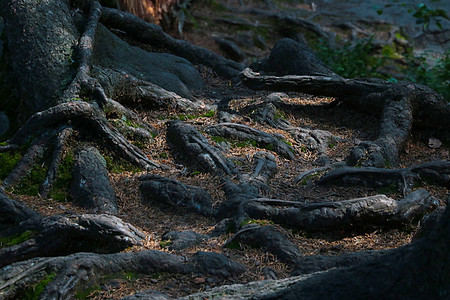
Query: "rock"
0 111 10 138
161 230 207 250
139 174 213 216
189 251 246 278
249 38 336 76
71 147 118 214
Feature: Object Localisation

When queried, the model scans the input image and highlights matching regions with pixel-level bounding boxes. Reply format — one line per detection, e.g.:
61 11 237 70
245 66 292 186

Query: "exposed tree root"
140 174 213 216
167 121 237 175
319 160 450 195
2 130 55 189
183 201 450 299
100 7 245 79
39 126 73 198
205 122 296 160
0 192 144 267
97 68 210 112
236 190 438 232
225 225 302 265
241 67 449 167
0 250 246 299
7 102 157 169
63 0 108 107
241 151 278 191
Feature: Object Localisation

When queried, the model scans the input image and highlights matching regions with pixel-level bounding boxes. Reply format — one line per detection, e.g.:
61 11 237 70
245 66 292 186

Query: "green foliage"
0 151 22 179
225 239 242 250
50 153 74 202
160 240 172 248
21 272 56 300
404 50 450 100
313 36 385 78
0 230 36 248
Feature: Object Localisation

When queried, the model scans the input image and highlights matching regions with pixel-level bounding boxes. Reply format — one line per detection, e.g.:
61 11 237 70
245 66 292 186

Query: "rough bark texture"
0 0 78 115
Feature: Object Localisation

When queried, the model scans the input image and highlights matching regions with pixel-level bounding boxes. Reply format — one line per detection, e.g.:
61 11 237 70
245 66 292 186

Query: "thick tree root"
225 225 302 265
236 189 438 232
241 151 278 191
100 7 244 79
2 130 55 189
63 0 108 107
294 161 346 184
71 146 118 213
206 123 296 160
240 68 387 98
319 160 450 195
0 213 145 268
240 68 449 167
166 121 237 175
0 191 41 227
97 67 211 112
7 102 158 169
0 250 246 299
182 201 450 299
39 126 73 198
139 174 213 216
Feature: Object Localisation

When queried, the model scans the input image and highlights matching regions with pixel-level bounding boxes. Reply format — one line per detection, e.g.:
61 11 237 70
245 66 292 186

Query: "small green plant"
21 272 56 300
0 230 37 248
313 36 385 78
404 50 449 100
160 240 172 248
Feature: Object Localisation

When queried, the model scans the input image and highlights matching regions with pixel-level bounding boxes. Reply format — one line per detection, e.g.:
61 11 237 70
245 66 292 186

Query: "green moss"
104 155 142 174
0 230 37 248
225 239 242 250
0 151 22 179
75 285 101 300
21 272 56 300
15 163 48 196
175 110 216 121
49 152 74 202
274 110 287 120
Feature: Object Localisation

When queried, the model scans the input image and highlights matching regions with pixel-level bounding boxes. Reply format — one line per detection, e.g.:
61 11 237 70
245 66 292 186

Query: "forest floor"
4 0 450 298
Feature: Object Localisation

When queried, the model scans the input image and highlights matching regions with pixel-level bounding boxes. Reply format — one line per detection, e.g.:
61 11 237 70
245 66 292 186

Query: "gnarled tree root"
7 101 157 169
0 250 246 299
206 122 296 160
318 160 450 195
167 121 237 175
236 189 438 232
240 68 449 167
100 7 244 79
0 192 145 267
